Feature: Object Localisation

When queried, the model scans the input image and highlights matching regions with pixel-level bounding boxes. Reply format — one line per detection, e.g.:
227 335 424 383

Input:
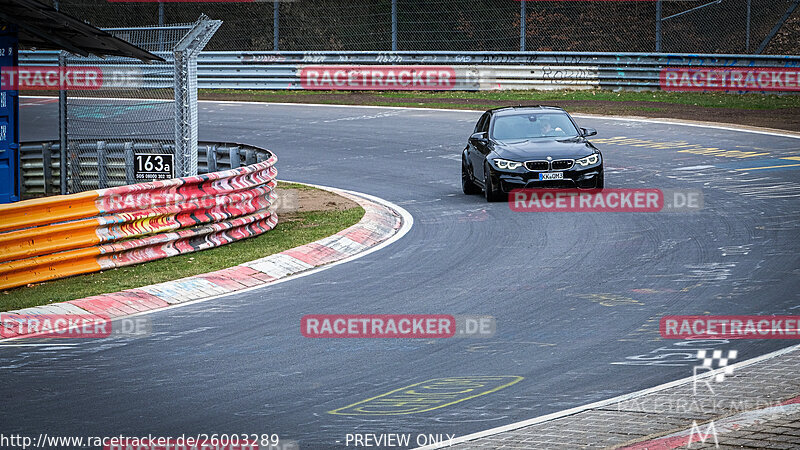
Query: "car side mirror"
470 132 488 143
581 127 597 137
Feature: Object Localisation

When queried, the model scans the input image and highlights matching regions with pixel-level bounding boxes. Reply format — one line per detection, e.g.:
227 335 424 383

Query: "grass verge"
0 186 364 312
200 89 800 111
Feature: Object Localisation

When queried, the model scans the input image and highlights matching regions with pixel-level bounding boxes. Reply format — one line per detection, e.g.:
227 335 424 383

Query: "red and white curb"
0 185 412 340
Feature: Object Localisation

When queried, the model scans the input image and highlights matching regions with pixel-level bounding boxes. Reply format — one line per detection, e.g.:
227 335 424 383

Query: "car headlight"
493 159 524 170
575 153 601 167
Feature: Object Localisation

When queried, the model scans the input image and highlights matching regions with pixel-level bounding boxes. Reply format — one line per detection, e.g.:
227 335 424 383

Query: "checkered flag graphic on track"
697 350 738 382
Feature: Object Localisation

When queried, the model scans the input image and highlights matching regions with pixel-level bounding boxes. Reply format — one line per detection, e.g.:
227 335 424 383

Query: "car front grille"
552 159 574 170
525 161 549 171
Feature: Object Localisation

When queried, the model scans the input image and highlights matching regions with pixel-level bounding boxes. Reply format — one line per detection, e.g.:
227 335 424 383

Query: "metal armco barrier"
20 141 273 197
20 50 800 92
0 149 277 291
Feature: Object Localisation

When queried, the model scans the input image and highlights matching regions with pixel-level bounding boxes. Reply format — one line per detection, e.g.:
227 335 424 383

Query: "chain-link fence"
60 17 220 193
62 24 186 192
45 0 799 55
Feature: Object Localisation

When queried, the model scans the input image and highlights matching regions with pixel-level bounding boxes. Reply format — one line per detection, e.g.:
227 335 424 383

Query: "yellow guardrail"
0 153 278 291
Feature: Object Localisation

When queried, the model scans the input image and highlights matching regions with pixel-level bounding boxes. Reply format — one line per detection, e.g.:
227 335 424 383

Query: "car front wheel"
484 164 505 202
595 171 604 190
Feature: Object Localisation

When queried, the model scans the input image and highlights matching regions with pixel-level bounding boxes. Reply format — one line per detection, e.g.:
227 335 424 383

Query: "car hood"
491 137 597 161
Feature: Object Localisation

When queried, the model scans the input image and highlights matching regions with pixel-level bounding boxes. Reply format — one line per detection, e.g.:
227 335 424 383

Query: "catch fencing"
44 0 800 55
20 50 800 92
52 16 221 197
0 146 277 291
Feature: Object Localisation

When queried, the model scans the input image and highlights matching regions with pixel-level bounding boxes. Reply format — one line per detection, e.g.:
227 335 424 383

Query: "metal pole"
173 17 222 177
273 1 279 51
58 52 67 195
391 0 397 51
756 0 800 54
746 0 751 52
520 0 526 51
656 0 662 52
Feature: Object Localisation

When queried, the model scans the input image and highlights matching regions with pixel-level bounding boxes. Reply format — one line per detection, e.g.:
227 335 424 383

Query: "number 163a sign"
134 153 174 180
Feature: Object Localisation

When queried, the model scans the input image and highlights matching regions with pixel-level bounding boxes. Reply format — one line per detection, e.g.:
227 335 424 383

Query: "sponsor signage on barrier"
134 153 174 180
660 67 800 92
299 66 457 90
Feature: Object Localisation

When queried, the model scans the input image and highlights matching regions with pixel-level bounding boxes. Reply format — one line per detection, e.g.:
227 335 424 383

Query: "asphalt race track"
4 98 800 449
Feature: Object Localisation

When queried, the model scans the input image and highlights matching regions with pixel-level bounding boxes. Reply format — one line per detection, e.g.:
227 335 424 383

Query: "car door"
469 113 490 181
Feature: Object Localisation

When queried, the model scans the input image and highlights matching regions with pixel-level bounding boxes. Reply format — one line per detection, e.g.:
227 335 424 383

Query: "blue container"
0 26 20 203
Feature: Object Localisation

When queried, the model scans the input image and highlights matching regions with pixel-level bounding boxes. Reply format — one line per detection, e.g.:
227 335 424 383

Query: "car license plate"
539 172 564 180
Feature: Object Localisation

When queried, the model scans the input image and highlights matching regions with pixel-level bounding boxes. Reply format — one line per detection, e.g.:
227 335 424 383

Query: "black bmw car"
462 106 604 202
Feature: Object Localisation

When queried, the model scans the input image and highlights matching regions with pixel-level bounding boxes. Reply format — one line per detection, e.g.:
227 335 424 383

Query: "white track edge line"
416 342 800 449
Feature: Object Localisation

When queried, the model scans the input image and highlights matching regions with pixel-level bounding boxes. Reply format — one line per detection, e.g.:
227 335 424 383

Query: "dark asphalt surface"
3 99 800 449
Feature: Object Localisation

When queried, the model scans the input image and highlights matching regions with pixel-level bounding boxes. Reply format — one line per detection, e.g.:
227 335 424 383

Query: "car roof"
488 105 567 117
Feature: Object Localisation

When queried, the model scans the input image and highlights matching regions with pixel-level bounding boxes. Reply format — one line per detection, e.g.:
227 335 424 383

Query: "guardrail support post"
124 142 135 184
230 146 241 169
69 142 80 193
97 141 107 189
42 142 53 196
208 144 217 173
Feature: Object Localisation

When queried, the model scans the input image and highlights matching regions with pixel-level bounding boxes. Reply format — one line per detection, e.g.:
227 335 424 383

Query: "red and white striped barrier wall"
0 152 278 290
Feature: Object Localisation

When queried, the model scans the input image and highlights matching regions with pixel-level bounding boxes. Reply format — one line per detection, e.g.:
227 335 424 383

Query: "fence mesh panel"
64 23 193 192
46 0 799 54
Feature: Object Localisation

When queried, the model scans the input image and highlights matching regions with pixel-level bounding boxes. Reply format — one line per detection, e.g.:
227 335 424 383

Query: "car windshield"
491 112 579 140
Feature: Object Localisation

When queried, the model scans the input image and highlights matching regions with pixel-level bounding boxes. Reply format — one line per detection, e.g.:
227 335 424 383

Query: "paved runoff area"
446 345 800 449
